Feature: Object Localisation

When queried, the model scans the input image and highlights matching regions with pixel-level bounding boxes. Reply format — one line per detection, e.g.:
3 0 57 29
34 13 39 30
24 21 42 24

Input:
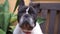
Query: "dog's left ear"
30 3 40 13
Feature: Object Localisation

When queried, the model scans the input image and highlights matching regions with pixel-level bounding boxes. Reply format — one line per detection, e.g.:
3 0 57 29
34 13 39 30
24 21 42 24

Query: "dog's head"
17 0 40 32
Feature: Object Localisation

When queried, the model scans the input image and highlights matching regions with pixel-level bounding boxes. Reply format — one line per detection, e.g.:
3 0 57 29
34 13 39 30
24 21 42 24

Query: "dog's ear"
18 0 25 10
30 3 40 13
18 0 30 7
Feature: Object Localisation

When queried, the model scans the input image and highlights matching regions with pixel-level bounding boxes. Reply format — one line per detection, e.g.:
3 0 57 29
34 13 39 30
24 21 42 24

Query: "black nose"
24 14 29 18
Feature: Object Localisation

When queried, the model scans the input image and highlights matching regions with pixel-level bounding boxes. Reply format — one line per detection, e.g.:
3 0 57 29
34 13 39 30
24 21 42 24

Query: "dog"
13 0 43 34
13 6 43 34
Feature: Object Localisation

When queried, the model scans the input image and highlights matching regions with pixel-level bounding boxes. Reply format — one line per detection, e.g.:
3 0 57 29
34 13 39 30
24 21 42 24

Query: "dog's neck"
13 22 43 34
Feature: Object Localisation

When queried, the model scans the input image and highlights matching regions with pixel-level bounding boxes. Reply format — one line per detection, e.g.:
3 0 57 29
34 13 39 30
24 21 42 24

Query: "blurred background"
0 0 60 34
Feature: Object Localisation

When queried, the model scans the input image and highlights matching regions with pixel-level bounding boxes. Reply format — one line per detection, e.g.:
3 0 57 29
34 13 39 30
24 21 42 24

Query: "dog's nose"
24 14 29 18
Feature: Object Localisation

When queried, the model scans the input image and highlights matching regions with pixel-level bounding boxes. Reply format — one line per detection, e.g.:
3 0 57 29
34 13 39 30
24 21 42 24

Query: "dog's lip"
22 29 32 32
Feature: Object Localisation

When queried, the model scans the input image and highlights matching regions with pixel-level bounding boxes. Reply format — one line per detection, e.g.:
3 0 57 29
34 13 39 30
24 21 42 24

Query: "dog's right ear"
30 3 40 13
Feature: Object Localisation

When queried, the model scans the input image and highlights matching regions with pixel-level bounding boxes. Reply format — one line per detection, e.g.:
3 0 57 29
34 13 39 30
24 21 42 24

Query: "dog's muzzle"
20 14 35 27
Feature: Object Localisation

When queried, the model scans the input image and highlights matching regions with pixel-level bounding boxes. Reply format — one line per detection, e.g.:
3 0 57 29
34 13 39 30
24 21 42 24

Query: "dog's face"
17 5 39 32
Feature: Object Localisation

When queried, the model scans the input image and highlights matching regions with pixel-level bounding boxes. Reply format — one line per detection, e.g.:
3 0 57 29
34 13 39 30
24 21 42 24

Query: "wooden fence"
38 3 60 34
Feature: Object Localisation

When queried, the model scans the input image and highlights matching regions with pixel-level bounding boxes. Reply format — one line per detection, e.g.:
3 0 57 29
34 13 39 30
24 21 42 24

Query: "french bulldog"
13 0 43 34
13 6 43 34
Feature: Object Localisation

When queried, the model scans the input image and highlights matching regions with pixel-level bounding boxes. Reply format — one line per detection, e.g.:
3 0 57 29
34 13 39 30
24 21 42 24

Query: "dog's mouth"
22 29 32 34
20 21 34 30
20 22 33 33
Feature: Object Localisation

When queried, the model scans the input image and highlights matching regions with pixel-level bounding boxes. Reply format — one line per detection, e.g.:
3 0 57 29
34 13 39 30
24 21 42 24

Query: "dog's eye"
28 11 35 14
19 11 26 13
28 7 36 15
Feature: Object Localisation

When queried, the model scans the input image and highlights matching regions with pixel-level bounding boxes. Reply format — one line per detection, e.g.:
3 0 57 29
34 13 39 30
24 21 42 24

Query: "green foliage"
3 0 9 12
9 26 15 32
37 17 46 24
0 4 4 11
0 0 17 34
10 14 17 23
0 0 10 32
0 29 6 34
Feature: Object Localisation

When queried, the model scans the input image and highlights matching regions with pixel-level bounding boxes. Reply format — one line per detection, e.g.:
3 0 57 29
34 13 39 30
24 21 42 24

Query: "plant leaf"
37 17 46 24
3 13 11 32
0 4 4 11
0 29 6 34
13 0 21 12
3 0 9 12
10 14 17 23
9 26 15 32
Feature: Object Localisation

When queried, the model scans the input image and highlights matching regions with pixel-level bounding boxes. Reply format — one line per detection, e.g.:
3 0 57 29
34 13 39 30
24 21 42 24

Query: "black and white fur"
13 0 43 34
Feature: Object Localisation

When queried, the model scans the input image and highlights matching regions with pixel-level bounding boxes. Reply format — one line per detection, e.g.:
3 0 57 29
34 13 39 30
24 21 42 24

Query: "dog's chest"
13 23 43 34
